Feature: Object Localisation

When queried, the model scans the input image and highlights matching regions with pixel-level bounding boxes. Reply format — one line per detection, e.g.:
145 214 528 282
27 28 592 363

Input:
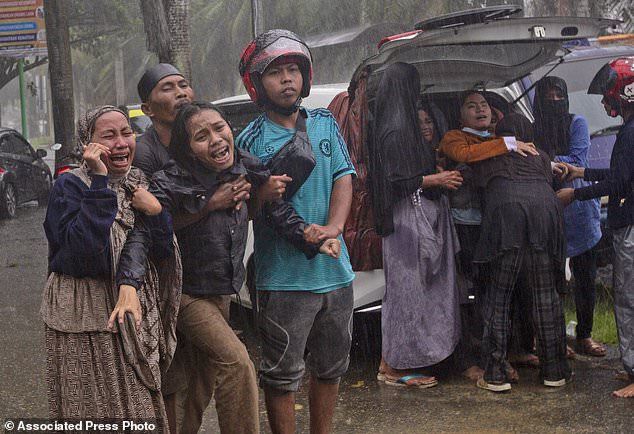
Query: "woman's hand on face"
515 141 539 157
83 142 110 176
108 284 141 329
424 170 463 190
258 174 292 202
319 238 341 259
206 175 252 212
131 188 162 215
556 188 576 207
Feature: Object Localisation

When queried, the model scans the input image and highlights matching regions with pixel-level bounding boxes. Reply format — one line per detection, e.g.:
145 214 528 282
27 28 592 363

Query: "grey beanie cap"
137 63 184 102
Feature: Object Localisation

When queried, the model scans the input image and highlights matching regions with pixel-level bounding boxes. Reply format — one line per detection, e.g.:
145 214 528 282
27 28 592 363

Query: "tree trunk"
140 0 171 62
165 0 191 81
44 0 75 165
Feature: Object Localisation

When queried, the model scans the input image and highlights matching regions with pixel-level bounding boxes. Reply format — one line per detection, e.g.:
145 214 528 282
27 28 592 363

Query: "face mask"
542 99 568 117
462 127 491 138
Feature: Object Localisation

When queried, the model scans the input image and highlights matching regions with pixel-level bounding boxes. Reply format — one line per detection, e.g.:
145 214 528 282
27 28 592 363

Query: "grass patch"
563 281 618 345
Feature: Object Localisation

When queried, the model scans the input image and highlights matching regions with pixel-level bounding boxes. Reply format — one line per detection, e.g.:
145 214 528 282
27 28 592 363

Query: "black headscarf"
533 76 574 158
368 62 439 236
417 100 448 150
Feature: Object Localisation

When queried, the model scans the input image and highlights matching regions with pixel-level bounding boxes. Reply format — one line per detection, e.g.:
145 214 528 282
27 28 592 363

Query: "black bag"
265 112 316 200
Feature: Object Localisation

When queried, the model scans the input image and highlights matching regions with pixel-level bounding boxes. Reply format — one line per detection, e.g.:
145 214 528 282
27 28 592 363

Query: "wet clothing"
328 86 383 271
482 248 570 383
367 63 440 237
370 63 461 370
176 293 259 434
471 152 566 276
573 116 634 379
382 193 461 368
257 285 353 391
41 166 181 431
575 117 634 229
237 108 356 293
151 147 317 296
554 115 602 257
134 125 171 177
237 105 355 393
439 129 517 213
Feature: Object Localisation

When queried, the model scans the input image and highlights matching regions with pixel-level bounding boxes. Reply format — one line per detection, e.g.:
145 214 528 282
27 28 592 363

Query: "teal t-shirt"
237 108 356 292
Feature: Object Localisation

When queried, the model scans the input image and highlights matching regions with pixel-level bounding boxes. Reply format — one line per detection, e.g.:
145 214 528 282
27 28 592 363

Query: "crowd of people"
40 25 634 434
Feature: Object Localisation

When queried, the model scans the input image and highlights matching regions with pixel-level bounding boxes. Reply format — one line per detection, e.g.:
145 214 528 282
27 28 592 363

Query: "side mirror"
36 148 47 158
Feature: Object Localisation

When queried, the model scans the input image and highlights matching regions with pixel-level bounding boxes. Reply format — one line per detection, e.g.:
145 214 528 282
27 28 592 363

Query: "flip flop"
382 374 438 389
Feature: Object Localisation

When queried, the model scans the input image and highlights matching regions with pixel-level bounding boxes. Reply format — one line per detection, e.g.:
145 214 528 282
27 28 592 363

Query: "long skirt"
45 326 168 431
382 193 461 369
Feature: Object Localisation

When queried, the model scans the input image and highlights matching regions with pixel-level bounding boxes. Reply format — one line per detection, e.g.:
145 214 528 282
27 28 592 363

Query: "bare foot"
613 382 634 398
462 365 484 381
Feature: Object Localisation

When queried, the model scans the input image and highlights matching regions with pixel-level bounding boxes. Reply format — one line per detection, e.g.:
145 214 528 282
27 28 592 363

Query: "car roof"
213 83 348 109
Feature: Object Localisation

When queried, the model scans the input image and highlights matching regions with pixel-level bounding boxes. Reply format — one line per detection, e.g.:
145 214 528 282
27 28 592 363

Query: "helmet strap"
264 96 303 116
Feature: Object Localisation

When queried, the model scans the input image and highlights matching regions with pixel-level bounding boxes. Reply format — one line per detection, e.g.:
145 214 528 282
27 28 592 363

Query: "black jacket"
575 117 634 229
150 147 319 296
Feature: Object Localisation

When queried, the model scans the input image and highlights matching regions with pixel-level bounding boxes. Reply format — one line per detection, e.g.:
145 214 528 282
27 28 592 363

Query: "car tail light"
0 166 5 174
377 30 421 49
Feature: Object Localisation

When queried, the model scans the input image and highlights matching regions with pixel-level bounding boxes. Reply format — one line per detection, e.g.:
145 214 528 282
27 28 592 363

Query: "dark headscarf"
495 113 534 143
75 105 128 157
368 62 439 236
533 76 574 158
417 100 448 150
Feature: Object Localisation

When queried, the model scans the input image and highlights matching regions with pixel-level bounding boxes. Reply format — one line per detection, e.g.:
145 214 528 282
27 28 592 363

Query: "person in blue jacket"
534 76 605 357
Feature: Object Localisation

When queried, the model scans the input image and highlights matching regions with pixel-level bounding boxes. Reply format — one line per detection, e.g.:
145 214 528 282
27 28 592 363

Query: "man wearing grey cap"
134 63 195 176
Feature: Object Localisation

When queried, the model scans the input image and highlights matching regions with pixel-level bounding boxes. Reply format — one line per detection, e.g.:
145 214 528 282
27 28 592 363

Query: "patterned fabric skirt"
45 326 168 433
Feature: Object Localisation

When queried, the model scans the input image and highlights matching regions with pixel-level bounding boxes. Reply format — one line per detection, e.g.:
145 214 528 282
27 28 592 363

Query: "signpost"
0 0 48 137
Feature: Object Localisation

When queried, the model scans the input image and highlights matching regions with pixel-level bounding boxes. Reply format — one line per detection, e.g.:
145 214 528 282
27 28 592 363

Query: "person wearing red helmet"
557 56 634 398
237 29 356 434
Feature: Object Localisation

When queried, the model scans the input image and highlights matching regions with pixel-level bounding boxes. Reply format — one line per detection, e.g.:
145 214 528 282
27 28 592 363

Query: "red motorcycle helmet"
588 56 634 116
239 29 312 106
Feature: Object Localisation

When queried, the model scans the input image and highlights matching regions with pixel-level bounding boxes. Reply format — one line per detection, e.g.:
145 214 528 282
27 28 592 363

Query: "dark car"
0 128 52 218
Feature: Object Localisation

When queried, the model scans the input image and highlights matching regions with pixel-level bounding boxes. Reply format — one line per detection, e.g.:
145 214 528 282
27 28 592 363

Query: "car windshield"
532 56 622 136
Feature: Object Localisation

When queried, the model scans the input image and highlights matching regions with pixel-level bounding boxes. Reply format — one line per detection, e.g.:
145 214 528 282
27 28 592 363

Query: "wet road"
2 205 633 433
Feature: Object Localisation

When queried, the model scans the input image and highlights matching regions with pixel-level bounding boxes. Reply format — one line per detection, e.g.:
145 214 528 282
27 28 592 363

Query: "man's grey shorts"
257 285 353 393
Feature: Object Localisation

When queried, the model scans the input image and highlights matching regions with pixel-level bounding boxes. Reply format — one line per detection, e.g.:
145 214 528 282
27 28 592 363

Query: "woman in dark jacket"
468 112 571 392
41 106 180 431
150 101 338 433
368 62 463 388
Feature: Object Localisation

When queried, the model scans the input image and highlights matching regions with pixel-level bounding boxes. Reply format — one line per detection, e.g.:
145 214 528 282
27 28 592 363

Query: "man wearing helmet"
557 57 634 398
237 29 356 433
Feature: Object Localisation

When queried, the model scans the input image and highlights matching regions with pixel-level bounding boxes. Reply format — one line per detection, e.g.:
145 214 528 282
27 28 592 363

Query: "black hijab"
368 62 439 236
417 100 448 150
533 76 574 158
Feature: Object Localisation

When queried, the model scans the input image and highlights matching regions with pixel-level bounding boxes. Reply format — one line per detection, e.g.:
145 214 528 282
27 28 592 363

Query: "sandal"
508 352 540 368
380 373 438 389
576 338 607 357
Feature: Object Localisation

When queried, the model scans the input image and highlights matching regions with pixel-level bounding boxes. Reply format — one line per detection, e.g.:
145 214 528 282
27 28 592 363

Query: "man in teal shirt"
238 29 355 434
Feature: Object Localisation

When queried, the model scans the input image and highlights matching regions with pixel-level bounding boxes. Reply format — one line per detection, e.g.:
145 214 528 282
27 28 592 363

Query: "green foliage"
564 281 618 345
69 0 143 55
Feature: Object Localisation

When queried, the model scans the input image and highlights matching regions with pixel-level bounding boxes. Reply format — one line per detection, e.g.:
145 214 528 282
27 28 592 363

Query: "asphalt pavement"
2 205 633 433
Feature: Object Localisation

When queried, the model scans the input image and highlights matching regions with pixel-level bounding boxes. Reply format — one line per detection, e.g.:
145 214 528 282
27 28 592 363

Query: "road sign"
0 0 47 58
